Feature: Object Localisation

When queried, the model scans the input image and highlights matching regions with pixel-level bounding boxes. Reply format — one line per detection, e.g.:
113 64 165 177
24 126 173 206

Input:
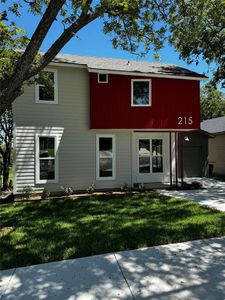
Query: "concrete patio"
1 237 225 300
160 178 225 212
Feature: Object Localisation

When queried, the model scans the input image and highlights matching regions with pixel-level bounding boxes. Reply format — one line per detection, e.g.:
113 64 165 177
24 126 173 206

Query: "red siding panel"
90 73 200 129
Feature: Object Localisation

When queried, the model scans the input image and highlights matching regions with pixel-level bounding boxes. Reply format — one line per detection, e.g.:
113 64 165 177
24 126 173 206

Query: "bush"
61 186 74 196
22 186 33 201
138 183 145 192
86 182 95 194
121 183 129 192
41 188 50 199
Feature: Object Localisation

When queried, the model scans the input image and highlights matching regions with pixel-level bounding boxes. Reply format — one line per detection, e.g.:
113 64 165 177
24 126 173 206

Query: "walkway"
160 178 225 212
1 237 225 299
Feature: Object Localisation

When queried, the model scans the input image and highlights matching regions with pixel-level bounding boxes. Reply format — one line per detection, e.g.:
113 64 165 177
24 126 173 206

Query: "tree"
0 0 224 114
0 109 13 190
201 86 225 121
168 0 225 87
0 0 169 113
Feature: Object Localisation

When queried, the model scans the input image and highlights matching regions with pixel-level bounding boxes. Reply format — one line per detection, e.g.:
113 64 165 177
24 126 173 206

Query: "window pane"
38 71 55 101
133 81 149 105
152 139 162 156
139 139 150 155
99 158 112 177
39 85 54 101
139 156 150 173
39 137 55 158
152 156 163 173
99 74 107 82
40 159 55 180
99 137 112 157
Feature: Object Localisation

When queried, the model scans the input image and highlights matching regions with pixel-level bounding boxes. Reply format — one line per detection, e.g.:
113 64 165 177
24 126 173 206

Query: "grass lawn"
1 192 225 270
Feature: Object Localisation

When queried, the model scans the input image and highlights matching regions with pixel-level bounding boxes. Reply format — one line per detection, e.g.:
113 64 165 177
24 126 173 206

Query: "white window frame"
138 139 151 175
35 134 59 184
35 68 58 104
131 79 151 107
97 73 108 83
96 134 116 180
137 138 163 174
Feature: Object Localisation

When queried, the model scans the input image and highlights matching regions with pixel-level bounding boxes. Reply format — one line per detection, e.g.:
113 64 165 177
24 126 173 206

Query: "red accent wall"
90 73 200 129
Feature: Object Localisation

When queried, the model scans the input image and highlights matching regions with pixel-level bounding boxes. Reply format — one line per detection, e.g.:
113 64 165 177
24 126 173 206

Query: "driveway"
160 178 225 212
1 237 225 300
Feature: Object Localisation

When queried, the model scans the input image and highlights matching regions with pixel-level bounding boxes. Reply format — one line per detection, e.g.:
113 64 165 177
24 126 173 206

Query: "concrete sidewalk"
160 178 225 212
1 237 225 300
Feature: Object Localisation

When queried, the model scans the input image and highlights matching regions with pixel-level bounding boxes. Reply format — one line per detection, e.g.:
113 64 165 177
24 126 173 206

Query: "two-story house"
12 54 207 194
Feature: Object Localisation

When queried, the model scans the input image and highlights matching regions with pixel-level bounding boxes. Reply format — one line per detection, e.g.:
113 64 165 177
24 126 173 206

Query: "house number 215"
178 117 193 125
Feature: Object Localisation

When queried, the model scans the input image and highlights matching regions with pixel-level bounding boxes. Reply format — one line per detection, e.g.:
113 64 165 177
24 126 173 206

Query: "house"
201 116 225 176
12 54 207 194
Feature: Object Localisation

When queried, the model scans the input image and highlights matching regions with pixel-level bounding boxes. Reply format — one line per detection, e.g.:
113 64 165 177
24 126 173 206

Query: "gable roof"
51 54 207 80
201 116 225 134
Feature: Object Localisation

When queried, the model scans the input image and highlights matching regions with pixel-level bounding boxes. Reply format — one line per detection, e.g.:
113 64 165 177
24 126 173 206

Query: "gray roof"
52 54 207 79
201 116 225 134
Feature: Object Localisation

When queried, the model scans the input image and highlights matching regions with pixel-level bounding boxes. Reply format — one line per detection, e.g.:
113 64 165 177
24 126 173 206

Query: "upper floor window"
98 73 108 83
35 69 58 104
131 79 151 106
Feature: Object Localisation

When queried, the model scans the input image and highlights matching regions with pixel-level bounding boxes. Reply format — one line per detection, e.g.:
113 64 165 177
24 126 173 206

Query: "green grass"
1 192 225 270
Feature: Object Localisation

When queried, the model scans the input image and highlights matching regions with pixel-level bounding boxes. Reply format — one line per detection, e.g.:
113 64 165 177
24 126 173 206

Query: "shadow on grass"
1 192 225 270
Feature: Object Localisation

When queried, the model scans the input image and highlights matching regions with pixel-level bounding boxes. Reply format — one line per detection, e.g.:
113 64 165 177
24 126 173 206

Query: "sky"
3 2 214 82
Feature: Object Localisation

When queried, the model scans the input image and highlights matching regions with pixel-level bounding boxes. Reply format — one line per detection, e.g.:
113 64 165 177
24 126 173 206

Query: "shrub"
121 183 129 192
61 186 74 196
41 188 50 199
138 183 145 192
22 186 33 201
86 182 95 194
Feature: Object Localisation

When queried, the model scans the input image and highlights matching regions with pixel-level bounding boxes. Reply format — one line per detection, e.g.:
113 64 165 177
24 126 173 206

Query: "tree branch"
0 0 66 98
26 6 101 77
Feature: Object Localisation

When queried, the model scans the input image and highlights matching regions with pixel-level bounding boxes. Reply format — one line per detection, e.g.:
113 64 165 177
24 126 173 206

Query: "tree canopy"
0 0 224 113
201 85 225 121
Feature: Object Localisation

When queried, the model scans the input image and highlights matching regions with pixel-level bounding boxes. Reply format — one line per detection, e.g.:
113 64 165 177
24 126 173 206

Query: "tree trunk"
2 147 11 191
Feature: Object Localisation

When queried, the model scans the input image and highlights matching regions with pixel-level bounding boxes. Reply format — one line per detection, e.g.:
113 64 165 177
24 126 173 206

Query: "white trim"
35 68 58 104
97 73 108 83
131 79 151 107
88 68 207 81
96 134 116 180
49 62 87 69
35 134 59 184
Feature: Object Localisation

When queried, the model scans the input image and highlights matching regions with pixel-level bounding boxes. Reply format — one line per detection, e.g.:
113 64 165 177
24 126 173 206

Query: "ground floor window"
36 135 58 183
138 139 163 174
96 135 116 180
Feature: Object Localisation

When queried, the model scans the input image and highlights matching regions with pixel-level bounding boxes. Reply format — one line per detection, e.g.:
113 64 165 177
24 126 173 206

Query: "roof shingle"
201 116 225 134
52 54 207 79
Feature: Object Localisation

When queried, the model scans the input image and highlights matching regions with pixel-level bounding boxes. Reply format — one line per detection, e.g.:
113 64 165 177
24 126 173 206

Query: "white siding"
13 67 132 193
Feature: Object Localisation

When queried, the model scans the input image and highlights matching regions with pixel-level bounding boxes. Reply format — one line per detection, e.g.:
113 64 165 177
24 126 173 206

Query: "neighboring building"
13 54 207 194
201 116 225 176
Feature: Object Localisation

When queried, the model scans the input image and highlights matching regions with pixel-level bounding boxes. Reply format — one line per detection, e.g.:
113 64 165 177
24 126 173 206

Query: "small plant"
138 183 145 192
121 183 129 192
191 181 203 189
22 185 33 201
60 186 74 196
41 187 50 199
86 182 95 194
